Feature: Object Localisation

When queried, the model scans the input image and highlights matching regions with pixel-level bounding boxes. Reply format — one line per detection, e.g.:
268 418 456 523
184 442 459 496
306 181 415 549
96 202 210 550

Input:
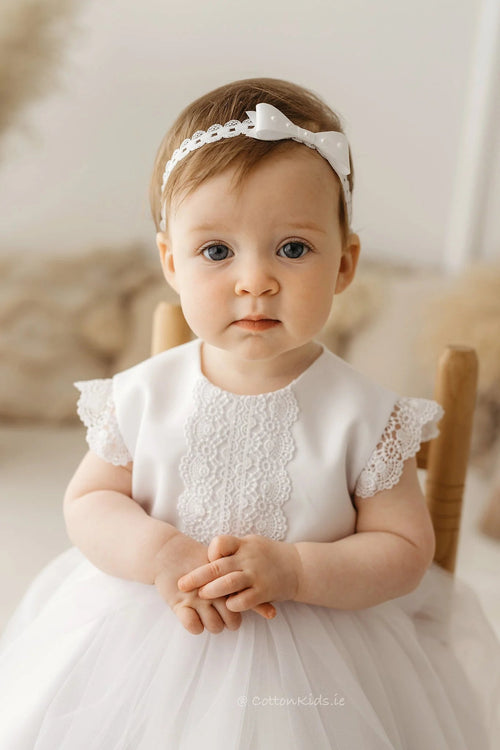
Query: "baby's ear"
156 232 178 293
335 233 361 295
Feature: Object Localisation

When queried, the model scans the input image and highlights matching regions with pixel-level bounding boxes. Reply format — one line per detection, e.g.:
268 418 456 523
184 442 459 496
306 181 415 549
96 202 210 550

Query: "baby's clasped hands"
154 531 278 635
177 534 302 617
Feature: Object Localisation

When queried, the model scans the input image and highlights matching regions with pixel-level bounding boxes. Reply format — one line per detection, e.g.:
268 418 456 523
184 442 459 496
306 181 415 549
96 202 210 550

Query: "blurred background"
1 0 500 634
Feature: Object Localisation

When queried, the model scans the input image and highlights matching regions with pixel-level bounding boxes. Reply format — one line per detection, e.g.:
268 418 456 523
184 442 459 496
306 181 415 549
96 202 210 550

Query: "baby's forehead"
176 147 340 207
167 165 341 242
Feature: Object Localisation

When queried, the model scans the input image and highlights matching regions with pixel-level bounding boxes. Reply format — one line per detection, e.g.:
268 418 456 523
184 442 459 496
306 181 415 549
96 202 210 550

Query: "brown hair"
149 77 354 243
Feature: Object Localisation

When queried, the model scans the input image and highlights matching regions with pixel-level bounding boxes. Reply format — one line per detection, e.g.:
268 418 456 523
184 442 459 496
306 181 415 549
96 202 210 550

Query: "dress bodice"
75 339 443 545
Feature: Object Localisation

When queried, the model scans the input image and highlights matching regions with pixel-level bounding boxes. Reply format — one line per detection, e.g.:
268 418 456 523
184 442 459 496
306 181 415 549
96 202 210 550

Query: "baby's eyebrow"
189 222 231 232
286 223 327 234
189 222 327 234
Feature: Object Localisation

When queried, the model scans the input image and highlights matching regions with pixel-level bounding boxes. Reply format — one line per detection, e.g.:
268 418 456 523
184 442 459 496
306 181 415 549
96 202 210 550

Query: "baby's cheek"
177 302 205 338
182 293 221 337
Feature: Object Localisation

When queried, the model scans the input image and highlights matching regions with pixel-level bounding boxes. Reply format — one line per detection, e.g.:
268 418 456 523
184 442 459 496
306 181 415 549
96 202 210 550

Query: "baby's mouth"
234 318 281 330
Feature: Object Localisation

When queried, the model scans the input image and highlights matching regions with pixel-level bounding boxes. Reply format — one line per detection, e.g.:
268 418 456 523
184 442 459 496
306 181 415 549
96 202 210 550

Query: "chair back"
416 346 478 573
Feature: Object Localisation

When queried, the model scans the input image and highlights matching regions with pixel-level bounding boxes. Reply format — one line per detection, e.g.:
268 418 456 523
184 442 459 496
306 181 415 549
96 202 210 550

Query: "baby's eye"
201 244 233 261
277 241 310 259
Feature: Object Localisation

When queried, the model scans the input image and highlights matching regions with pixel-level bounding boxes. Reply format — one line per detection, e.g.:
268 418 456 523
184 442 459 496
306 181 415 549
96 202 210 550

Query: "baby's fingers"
212 599 242 631
178 559 230 592
172 603 204 635
254 602 277 619
173 602 226 635
226 591 277 618
212 600 275 627
198 571 248 600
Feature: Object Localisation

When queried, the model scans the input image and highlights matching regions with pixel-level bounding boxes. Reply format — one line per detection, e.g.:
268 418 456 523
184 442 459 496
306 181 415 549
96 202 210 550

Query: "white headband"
159 102 352 231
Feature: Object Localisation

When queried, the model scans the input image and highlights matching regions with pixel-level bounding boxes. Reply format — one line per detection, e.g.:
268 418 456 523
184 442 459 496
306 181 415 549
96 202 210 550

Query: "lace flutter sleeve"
354 396 444 498
74 379 133 467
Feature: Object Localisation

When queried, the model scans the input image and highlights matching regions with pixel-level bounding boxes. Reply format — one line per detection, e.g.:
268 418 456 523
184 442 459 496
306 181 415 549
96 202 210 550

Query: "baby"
0 76 498 750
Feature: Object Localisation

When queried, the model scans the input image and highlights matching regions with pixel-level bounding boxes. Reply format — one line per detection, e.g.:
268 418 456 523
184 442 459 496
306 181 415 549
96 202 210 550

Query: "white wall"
0 0 497 269
482 37 500 262
484 149 500 261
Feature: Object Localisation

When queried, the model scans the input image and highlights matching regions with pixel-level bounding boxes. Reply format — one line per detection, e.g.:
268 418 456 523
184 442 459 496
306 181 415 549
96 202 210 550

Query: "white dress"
1 339 499 749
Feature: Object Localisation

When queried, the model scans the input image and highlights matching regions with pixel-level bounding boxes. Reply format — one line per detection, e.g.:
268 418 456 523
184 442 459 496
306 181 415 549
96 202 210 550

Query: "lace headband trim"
159 102 352 230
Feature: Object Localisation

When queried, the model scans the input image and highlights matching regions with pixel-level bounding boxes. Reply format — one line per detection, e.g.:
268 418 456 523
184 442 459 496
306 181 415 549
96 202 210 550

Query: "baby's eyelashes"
201 241 312 262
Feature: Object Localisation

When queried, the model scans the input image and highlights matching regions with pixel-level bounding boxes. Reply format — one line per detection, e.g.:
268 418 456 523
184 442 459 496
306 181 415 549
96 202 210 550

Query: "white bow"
245 103 350 177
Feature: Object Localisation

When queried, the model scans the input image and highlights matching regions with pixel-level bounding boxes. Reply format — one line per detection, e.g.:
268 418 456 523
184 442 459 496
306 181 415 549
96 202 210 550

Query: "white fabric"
73 341 442 515
178 375 299 544
1 338 499 749
355 396 444 497
74 379 132 467
110 339 401 543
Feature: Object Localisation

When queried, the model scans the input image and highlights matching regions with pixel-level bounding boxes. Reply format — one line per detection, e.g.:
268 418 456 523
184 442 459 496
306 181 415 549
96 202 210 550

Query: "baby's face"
157 147 359 371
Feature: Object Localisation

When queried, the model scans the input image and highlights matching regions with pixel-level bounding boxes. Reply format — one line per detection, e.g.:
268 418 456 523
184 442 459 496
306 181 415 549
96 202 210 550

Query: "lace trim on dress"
354 396 444 499
178 378 299 545
74 379 132 467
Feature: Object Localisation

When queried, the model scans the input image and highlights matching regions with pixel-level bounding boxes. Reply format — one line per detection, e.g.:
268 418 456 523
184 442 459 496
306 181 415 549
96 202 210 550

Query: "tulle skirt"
0 546 499 749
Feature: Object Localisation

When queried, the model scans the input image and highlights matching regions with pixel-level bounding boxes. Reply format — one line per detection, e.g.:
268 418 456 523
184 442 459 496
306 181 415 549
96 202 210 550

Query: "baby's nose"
234 259 279 296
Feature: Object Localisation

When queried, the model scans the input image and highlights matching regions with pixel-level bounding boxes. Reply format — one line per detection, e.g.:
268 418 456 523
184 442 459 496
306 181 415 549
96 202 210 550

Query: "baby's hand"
154 533 275 634
154 533 241 634
177 534 300 614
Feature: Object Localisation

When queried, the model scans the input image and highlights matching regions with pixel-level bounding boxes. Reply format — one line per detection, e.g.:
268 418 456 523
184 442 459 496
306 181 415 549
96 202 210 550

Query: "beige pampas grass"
0 0 83 143
419 262 500 393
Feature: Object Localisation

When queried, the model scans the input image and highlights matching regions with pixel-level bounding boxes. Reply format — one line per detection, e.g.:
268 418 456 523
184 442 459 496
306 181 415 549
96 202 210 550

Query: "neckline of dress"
195 338 327 398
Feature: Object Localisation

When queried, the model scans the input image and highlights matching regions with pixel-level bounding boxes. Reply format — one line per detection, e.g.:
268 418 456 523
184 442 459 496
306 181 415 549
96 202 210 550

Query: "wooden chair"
151 301 479 575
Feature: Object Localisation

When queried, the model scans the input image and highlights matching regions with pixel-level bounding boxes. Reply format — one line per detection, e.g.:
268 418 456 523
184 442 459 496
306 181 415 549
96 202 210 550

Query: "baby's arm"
64 450 178 584
178 456 435 611
291 456 436 608
64 450 274 632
